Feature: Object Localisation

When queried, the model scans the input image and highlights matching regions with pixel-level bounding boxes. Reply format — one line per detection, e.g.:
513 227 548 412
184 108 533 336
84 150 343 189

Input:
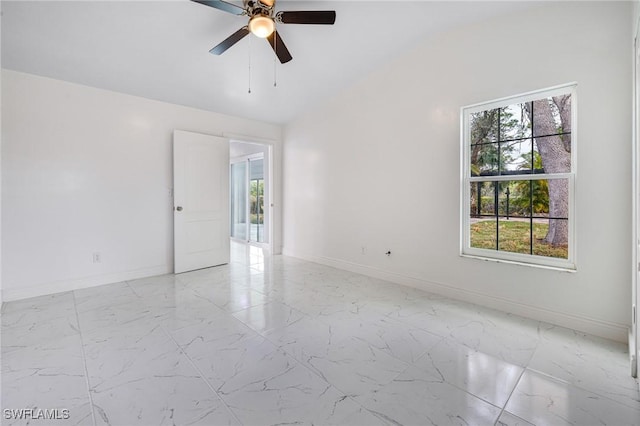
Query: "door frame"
225 133 280 255
230 152 269 247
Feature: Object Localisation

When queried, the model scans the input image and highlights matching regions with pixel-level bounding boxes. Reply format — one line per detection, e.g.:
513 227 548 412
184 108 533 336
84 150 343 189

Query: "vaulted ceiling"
1 1 533 124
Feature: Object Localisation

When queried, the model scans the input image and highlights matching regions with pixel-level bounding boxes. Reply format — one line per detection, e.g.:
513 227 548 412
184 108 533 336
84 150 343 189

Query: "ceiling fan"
191 0 336 64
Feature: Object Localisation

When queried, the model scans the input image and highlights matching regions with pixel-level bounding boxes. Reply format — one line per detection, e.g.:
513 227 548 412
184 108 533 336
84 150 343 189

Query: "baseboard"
282 248 629 343
1 265 172 302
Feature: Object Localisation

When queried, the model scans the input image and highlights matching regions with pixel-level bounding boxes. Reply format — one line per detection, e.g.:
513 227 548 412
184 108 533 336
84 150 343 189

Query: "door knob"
176 206 183 211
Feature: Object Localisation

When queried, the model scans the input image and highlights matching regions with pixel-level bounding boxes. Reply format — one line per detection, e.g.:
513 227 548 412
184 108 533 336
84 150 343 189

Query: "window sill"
460 253 577 273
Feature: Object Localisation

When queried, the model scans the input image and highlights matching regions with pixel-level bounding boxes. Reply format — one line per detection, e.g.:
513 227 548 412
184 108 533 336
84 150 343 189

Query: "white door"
173 130 230 274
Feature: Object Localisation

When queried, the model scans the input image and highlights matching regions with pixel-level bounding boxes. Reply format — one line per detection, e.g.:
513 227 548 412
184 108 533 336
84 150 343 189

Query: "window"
461 84 576 270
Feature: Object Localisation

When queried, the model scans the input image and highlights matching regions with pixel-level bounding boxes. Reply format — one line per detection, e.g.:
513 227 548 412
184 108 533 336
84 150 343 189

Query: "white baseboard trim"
282 248 629 343
1 265 172 302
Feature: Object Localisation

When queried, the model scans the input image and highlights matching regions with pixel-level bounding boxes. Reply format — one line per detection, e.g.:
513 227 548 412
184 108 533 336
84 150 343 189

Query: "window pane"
500 139 533 174
498 219 531 255
470 217 496 250
470 109 499 144
507 180 532 217
532 178 569 259
470 143 499 176
533 135 571 173
531 95 571 138
533 218 569 259
548 95 571 135
470 182 480 217
497 181 525 218
497 181 532 255
500 103 531 140
531 179 550 215
470 181 497 217
480 181 496 216
545 178 569 220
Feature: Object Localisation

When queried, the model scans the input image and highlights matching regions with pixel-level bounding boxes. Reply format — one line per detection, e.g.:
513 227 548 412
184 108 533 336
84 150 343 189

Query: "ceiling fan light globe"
249 15 275 38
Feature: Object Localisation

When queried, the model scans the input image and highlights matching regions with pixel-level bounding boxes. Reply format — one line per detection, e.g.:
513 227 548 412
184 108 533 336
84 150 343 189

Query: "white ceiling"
1 0 533 124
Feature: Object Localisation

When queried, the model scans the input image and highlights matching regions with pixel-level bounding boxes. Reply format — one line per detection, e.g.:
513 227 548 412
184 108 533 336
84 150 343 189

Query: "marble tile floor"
1 244 639 425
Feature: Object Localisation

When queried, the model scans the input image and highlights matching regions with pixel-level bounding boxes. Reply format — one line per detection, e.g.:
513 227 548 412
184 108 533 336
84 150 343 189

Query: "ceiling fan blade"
277 10 336 25
191 0 245 16
210 26 250 55
266 30 293 64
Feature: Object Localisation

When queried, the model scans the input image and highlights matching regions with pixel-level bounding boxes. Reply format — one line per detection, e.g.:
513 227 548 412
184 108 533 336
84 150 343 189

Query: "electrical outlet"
92 252 101 263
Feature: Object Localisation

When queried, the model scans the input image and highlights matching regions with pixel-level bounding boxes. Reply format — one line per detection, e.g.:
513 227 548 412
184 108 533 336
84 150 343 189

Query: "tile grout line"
71 291 97 426
161 323 244 426
406 336 528 415
252 317 410 425
234 274 447 423
525 365 640 411
127 278 244 425
256 329 356 396
493 365 527 425
246 278 522 423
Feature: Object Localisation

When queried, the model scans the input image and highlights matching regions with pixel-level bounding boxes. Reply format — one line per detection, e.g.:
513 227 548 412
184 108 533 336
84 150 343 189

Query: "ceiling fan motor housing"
246 0 273 19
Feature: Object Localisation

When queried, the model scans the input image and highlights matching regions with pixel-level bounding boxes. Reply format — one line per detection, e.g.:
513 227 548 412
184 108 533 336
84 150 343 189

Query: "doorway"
230 141 270 248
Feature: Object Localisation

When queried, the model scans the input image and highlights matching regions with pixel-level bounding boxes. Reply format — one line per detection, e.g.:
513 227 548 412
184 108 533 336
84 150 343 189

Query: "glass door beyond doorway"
231 155 265 244
230 161 247 241
249 158 264 243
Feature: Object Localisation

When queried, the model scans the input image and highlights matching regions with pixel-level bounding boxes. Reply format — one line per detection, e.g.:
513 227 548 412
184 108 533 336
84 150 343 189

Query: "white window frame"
460 83 577 271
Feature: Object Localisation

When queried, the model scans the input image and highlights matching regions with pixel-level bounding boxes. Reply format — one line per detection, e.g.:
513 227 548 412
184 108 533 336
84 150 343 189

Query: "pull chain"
248 34 252 94
273 32 277 87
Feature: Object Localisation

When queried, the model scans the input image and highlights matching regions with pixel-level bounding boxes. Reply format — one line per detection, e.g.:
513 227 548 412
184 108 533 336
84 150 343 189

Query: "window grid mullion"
530 101 534 256
469 173 571 183
529 179 534 255
496 108 501 251
471 131 571 147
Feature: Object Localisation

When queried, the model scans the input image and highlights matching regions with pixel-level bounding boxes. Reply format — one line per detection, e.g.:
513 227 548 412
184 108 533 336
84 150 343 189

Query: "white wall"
0 7 3 308
230 141 268 158
632 0 640 373
283 2 632 342
1 70 281 301
634 0 640 40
